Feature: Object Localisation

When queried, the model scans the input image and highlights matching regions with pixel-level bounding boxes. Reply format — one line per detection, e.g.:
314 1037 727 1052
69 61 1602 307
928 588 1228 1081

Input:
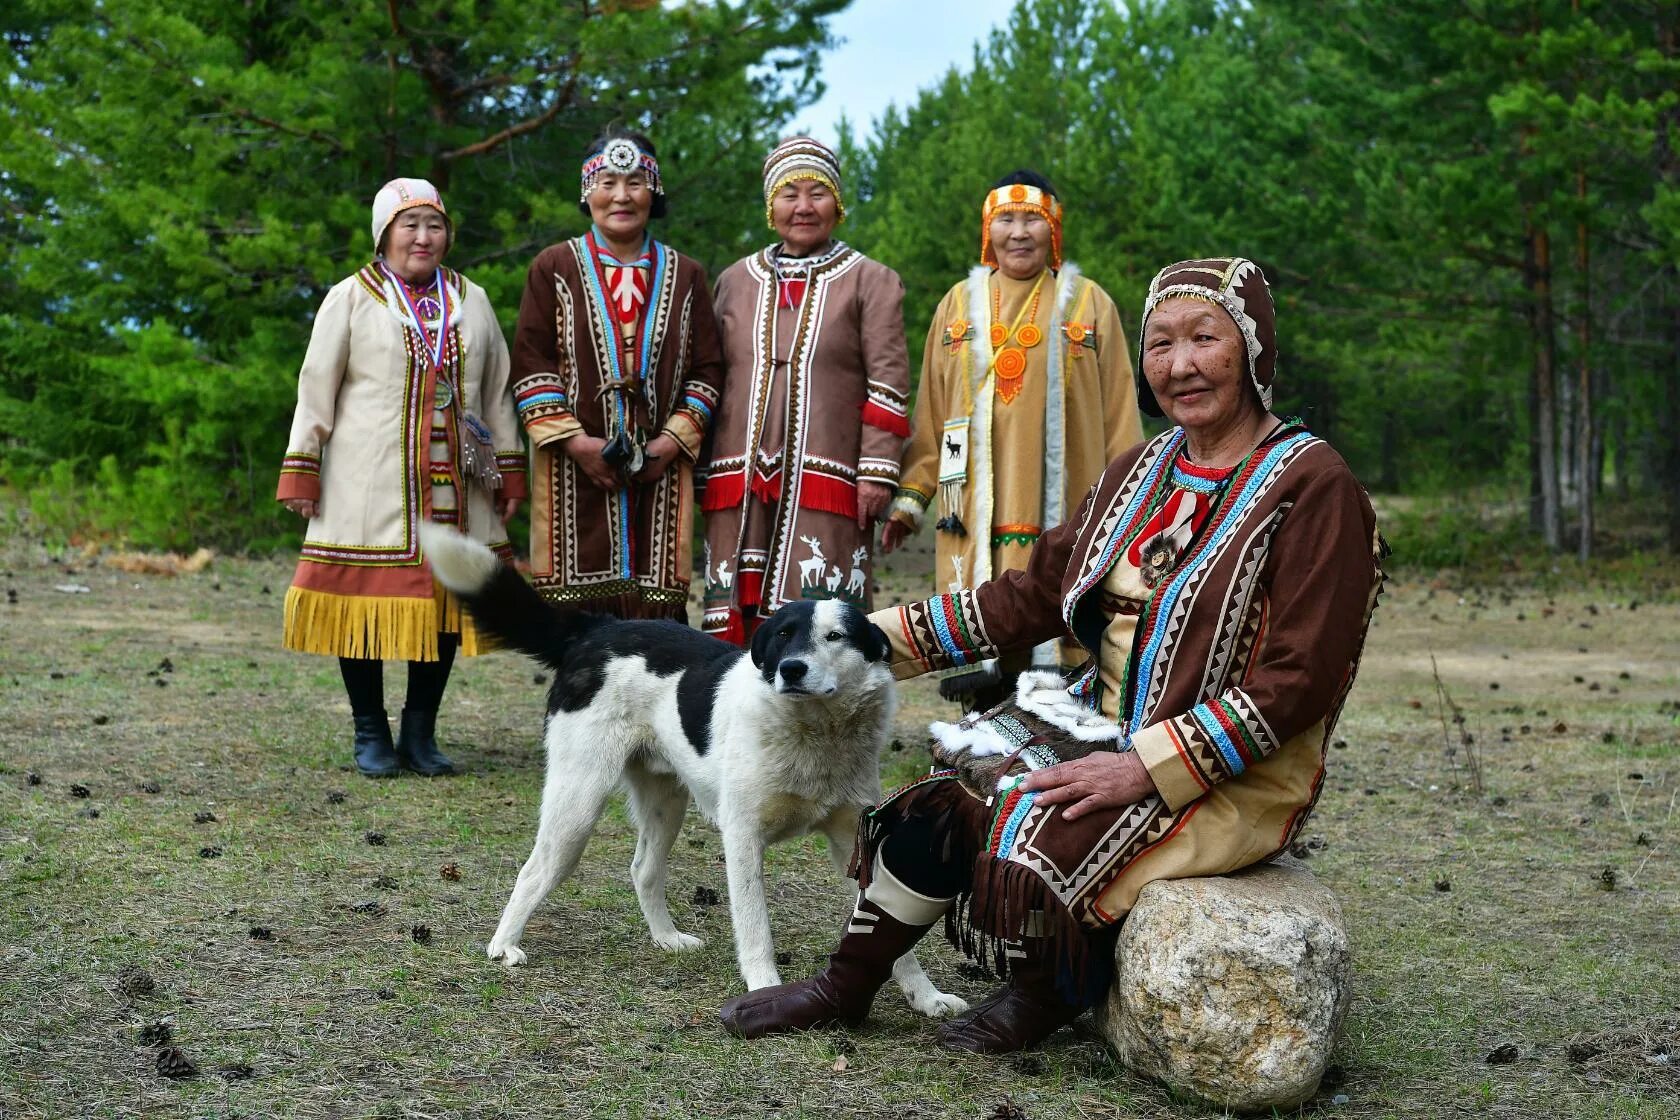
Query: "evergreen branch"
436 68 582 163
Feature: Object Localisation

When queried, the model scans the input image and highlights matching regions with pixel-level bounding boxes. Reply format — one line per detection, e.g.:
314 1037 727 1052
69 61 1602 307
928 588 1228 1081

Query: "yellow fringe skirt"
282 584 493 661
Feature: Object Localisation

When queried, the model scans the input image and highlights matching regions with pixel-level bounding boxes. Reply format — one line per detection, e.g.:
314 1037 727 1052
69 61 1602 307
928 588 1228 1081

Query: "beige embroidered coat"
277 264 526 660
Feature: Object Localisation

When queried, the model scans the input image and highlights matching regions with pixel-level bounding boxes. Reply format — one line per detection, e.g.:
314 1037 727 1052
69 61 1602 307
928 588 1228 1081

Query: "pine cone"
410 925 432 945
438 863 461 882
155 1046 197 1079
117 969 156 998
218 1062 255 1081
136 1021 172 1046
193 811 216 824
364 831 386 846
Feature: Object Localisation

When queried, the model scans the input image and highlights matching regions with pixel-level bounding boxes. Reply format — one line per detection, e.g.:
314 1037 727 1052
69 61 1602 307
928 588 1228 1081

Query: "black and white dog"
418 524 964 1018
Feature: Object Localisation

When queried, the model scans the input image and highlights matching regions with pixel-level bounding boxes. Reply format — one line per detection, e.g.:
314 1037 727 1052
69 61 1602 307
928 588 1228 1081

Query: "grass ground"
1 527 1676 1119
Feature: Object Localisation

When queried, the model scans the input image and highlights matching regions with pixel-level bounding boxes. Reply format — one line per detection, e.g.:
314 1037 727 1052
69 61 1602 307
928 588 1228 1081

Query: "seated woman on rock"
721 257 1385 1053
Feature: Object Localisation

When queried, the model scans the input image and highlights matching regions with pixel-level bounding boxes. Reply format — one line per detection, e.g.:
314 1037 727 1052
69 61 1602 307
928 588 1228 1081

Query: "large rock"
1094 855 1351 1112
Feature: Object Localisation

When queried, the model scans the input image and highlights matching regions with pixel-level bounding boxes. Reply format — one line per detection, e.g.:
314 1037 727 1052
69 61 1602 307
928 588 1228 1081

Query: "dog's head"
749 599 891 698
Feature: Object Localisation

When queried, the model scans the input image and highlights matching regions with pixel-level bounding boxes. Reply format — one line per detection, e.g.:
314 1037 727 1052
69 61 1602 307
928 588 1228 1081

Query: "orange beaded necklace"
989 271 1046 405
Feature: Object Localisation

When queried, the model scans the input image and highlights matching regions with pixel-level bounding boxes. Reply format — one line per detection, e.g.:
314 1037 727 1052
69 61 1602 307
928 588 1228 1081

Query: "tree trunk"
1525 217 1562 551
1667 293 1680 553
1575 172 1592 564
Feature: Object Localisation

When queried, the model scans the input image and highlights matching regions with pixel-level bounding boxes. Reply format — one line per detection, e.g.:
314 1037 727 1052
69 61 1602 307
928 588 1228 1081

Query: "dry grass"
1 527 1676 1119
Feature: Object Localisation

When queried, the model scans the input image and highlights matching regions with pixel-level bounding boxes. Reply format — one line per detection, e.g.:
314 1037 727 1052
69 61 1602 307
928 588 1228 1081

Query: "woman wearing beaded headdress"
883 171 1143 710
510 130 725 620
278 177 527 777
696 138 912 644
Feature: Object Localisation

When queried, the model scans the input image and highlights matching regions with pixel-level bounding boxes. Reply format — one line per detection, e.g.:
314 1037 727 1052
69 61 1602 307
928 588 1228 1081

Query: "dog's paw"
486 940 527 967
908 988 969 1019
652 931 703 952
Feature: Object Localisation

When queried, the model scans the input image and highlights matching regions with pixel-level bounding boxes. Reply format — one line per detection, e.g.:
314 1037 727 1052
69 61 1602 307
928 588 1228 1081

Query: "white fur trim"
1012 670 1123 742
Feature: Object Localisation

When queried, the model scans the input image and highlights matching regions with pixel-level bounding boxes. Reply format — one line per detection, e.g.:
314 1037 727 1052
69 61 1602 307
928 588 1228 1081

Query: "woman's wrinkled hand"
879 516 911 554
632 433 682 484
1018 750 1158 821
282 498 317 519
562 434 620 491
856 480 893 530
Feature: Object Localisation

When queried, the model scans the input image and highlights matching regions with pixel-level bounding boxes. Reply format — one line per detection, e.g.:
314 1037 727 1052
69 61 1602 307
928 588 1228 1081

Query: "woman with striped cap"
699 136 913 644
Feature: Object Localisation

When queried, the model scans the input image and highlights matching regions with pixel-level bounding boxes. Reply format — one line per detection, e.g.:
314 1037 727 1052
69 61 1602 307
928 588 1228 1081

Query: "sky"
789 0 1020 144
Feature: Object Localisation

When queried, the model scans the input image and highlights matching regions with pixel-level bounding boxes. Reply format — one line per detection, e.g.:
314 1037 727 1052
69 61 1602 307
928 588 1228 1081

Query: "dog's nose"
778 659 808 684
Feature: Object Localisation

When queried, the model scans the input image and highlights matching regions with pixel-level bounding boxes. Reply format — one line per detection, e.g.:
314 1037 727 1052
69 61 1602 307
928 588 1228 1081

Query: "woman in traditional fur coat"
722 258 1385 1055
882 170 1142 710
278 177 526 778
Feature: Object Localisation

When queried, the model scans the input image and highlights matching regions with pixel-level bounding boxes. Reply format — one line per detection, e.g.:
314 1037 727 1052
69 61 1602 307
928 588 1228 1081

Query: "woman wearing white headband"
699 136 912 644
278 177 526 777
511 129 725 619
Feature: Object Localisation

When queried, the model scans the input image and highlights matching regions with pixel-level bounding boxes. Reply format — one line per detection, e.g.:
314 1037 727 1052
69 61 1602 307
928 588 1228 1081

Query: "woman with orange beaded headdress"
883 170 1142 711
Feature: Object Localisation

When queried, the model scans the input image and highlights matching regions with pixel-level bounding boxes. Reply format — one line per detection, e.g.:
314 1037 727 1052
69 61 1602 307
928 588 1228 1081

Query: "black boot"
720 877 947 1039
353 712 400 778
936 938 1088 1053
395 708 454 776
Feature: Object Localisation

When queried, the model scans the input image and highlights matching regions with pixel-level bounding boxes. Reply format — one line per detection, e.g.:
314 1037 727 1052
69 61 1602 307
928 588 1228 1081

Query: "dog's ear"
864 621 892 664
749 613 777 669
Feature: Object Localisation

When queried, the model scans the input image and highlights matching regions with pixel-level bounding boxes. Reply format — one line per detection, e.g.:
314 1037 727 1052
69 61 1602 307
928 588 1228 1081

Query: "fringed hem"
851 771 1111 1008
282 585 494 660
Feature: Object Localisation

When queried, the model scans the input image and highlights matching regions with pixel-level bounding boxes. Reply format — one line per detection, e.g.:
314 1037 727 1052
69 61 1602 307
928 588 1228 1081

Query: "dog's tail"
418 522 599 668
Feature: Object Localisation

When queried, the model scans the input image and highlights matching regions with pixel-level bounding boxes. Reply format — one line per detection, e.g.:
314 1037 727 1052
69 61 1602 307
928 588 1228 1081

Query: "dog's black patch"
839 604 892 664
750 601 820 685
548 620 744 756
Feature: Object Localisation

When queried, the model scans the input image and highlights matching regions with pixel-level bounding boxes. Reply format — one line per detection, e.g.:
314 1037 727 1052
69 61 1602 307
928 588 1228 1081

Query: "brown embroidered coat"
873 426 1383 926
511 236 724 615
699 244 911 640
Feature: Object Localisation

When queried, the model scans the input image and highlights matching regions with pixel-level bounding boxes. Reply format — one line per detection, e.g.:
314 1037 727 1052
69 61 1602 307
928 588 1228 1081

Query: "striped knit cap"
762 136 846 228
1136 257 1277 419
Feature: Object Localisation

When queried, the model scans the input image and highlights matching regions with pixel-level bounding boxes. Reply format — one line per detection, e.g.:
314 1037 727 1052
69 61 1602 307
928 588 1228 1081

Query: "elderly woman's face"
384 206 448 284
1142 297 1256 433
587 172 654 245
771 179 839 256
989 209 1052 280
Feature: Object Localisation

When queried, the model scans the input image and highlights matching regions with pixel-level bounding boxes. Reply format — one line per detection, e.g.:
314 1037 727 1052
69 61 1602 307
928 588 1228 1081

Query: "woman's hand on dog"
1019 751 1158 821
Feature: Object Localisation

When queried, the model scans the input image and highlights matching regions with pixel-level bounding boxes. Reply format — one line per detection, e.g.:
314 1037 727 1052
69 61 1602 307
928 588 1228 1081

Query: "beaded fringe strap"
457 411 504 494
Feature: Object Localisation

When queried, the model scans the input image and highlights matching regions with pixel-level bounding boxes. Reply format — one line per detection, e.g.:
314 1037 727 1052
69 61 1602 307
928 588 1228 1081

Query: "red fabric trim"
496 471 529 503
737 569 764 610
291 557 432 597
797 472 857 518
276 472 321 503
700 471 747 512
707 610 747 647
750 471 782 505
860 401 911 439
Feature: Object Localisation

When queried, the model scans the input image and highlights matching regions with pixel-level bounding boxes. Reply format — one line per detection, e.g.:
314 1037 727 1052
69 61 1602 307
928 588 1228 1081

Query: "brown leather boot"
936 939 1087 1053
720 868 947 1039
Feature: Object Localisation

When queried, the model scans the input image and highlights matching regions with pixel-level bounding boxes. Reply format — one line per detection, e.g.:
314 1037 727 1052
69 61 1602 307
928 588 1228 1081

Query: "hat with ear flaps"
1135 257 1276 419
371 177 452 254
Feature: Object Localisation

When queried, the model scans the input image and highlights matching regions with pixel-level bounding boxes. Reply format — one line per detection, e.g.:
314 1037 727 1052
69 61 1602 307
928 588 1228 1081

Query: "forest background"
3 0 1678 573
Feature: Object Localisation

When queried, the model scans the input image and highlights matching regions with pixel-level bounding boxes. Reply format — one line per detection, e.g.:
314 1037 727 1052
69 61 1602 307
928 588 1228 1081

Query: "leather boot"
353 712 400 778
721 864 949 1039
395 708 454 776
936 938 1087 1053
